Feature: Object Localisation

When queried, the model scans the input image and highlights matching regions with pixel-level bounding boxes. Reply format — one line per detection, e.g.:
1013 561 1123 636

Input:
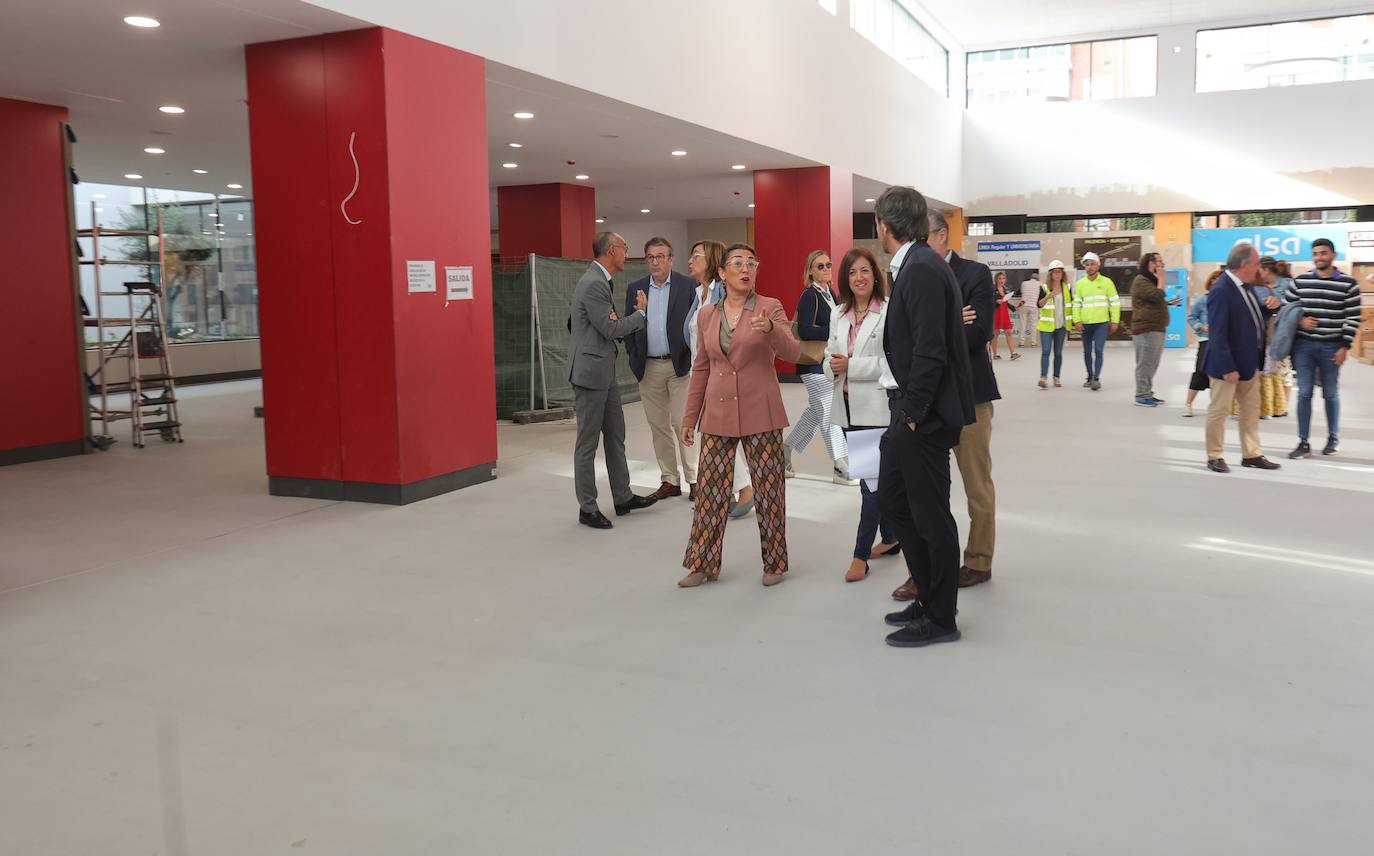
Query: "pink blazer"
685 295 802 438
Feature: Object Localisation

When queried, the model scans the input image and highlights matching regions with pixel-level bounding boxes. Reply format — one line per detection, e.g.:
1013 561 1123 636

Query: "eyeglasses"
645 254 670 263
688 252 705 261
725 257 759 271
815 261 833 270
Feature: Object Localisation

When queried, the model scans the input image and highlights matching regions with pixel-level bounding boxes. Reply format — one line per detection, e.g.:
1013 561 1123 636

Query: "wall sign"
976 240 1041 269
1192 226 1348 262
445 266 473 301
407 260 436 293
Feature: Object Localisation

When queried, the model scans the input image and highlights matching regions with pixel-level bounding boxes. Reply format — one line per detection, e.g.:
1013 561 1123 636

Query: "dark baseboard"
269 461 497 505
0 439 85 467
178 369 262 386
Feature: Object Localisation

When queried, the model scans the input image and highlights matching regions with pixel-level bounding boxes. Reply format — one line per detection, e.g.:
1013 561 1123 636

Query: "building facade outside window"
850 0 949 96
967 36 1156 106
1197 14 1374 93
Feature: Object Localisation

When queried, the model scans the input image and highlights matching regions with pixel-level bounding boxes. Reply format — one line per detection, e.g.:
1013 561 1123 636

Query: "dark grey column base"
269 461 496 505
0 439 85 467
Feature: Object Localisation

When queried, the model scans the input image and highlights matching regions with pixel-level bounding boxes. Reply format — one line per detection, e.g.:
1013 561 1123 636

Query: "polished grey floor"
3 344 1372 855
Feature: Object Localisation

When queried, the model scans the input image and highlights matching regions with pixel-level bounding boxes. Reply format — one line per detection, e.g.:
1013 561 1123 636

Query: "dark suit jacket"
624 270 696 380
1204 273 1273 382
793 284 834 376
947 251 1001 404
883 243 976 435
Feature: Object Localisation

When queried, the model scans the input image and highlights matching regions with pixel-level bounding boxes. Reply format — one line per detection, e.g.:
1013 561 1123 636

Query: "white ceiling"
920 0 1374 49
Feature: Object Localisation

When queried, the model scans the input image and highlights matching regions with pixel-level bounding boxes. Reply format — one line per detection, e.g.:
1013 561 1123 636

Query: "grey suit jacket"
567 263 646 390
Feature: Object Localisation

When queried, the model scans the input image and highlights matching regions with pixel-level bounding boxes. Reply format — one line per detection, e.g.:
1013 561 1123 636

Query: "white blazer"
824 298 891 428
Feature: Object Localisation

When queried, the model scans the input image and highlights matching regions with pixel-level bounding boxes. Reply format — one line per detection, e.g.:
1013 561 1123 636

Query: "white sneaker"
832 457 859 486
1182 405 1194 418
783 447 796 479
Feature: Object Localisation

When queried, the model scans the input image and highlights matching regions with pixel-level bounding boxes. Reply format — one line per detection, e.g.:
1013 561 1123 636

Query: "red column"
0 97 83 465
246 27 497 503
496 182 595 259
752 166 853 372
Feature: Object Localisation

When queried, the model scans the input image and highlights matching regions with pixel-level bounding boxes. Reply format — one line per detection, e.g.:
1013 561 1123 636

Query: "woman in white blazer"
825 247 899 582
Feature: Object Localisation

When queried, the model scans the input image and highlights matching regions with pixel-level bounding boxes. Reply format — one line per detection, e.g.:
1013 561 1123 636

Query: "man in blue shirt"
625 238 699 500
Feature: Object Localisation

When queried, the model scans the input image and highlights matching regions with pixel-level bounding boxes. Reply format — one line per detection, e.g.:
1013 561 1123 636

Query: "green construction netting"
493 255 648 419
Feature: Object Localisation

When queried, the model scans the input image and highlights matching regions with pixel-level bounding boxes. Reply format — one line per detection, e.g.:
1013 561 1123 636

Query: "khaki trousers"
952 401 996 572
640 358 695 486
1206 376 1261 460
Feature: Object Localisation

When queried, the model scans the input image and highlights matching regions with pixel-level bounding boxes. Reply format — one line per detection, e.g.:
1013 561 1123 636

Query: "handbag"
790 287 829 365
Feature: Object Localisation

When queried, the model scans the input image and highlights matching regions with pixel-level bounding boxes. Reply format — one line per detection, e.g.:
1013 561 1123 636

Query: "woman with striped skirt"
783 250 856 485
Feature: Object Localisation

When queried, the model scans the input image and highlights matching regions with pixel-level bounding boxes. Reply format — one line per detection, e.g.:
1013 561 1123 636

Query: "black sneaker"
1288 441 1312 460
1322 436 1339 456
885 616 961 648
885 602 924 627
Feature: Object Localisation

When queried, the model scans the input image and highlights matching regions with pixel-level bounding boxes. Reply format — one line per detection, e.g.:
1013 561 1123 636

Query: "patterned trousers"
785 374 847 461
684 430 788 578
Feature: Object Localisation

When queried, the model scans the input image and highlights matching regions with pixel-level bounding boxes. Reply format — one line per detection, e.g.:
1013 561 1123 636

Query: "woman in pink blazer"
679 242 802 588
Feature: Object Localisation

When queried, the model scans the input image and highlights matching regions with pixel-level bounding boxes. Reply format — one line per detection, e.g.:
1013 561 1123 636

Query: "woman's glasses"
725 257 760 271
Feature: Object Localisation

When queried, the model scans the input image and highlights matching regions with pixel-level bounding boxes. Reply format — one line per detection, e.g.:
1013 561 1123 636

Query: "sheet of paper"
407 260 436 293
845 428 884 490
445 265 473 300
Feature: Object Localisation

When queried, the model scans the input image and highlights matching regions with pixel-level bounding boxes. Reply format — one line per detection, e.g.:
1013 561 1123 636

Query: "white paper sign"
845 427 885 491
407 260 436 293
445 266 473 301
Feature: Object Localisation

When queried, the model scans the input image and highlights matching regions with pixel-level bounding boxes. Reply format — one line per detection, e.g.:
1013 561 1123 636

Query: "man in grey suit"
569 232 659 529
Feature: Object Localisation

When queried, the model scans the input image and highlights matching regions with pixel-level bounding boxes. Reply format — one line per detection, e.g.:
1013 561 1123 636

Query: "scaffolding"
78 204 184 448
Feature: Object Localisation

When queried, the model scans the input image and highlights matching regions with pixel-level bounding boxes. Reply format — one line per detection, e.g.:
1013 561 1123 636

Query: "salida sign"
1192 226 1348 262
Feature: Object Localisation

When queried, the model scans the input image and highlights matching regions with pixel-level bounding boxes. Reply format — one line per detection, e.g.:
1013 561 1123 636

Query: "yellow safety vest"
1072 275 1121 325
1036 285 1072 332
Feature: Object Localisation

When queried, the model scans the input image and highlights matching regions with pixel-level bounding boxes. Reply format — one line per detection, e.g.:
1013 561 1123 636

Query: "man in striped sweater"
1284 238 1362 458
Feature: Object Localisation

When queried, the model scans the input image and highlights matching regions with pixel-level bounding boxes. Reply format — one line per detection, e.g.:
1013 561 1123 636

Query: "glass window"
967 36 1157 106
74 181 259 344
968 221 995 236
1197 14 1374 93
817 0 837 14
851 0 949 96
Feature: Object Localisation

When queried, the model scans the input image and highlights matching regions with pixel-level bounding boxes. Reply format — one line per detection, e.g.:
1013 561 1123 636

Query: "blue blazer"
1203 276 1271 381
624 270 696 380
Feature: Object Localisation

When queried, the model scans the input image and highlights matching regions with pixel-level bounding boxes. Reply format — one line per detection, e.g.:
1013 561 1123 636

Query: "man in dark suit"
568 232 658 529
874 187 976 648
1203 241 1282 473
624 238 699 501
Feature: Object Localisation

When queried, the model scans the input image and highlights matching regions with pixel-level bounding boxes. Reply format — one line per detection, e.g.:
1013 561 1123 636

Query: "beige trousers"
640 358 695 486
1206 376 1261 460
952 401 996 572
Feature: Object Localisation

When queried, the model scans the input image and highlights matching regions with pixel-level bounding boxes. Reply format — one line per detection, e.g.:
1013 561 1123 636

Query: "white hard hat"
1047 259 1066 271
1081 252 1101 264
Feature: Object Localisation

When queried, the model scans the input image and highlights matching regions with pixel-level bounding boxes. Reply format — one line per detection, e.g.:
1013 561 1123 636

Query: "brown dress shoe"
1207 458 1230 473
892 578 916 601
1241 456 1281 470
958 566 992 587
651 482 683 500
688 483 697 502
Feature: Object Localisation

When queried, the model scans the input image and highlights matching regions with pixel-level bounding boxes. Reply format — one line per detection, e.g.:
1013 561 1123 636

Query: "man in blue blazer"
1203 242 1282 473
624 237 699 500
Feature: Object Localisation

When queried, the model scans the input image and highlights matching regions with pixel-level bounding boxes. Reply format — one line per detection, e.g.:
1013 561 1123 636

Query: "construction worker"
1072 251 1121 391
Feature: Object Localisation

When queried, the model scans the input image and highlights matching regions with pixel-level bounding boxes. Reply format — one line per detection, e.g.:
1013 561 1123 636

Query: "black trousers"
878 422 962 628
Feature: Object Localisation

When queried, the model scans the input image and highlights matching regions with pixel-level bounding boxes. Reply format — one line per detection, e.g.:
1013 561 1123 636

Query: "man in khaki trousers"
624 238 699 500
1202 242 1282 474
891 213 998 600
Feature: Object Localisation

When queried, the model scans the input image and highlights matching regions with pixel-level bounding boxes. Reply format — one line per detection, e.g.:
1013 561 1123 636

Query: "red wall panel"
0 98 83 455
245 38 344 481
497 182 595 259
380 28 497 484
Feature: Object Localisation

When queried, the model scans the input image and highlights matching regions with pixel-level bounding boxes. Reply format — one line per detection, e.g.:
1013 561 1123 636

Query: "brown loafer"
762 572 786 587
1207 458 1230 473
844 560 869 583
651 482 683 500
1241 456 1281 470
958 566 992 588
892 578 916 601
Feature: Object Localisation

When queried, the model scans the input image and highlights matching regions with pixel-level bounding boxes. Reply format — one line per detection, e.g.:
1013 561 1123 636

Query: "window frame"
964 33 1159 107
1194 12 1374 94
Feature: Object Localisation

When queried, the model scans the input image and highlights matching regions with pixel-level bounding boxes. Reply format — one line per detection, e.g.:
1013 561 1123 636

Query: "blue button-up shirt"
646 276 671 356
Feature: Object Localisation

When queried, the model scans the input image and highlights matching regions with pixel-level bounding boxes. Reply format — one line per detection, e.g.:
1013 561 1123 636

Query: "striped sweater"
1283 268 1361 346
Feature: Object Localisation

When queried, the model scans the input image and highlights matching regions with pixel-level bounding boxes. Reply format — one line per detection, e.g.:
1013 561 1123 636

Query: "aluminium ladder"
78 205 184 448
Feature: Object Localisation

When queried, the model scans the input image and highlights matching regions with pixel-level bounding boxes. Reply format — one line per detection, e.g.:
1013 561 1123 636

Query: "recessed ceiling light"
1172 45 1182 53
192 168 207 174
502 162 518 169
864 197 876 203
513 111 534 119
508 142 523 148
748 203 755 208
143 146 165 154
575 174 589 180
91 193 106 199
671 150 687 157
731 164 747 170
123 15 160 28
159 105 184 114
640 208 651 214
595 218 605 223
124 173 143 180
226 183 243 189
